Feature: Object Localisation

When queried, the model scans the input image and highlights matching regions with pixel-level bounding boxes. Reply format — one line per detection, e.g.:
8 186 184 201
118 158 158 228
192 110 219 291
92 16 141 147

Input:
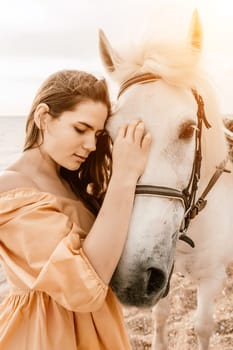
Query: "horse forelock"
112 38 203 89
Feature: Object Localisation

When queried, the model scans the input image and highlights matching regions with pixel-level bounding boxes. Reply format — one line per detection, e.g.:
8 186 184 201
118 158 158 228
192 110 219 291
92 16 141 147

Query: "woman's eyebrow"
75 122 94 130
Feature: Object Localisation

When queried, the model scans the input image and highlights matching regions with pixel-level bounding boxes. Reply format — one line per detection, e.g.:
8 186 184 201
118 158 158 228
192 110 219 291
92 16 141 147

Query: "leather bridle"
118 73 230 248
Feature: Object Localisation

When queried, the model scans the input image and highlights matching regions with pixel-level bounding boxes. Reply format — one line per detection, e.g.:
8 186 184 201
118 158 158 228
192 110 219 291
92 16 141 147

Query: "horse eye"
178 122 196 140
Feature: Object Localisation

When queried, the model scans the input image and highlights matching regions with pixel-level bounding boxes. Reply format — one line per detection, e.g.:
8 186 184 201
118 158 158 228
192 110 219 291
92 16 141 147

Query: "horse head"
99 10 228 307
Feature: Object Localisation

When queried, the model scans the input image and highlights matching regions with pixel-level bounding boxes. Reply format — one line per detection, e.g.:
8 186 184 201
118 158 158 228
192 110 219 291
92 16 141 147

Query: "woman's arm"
83 120 151 284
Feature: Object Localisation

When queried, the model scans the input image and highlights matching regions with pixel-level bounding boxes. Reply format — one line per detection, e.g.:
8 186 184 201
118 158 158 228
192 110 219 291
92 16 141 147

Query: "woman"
0 70 151 349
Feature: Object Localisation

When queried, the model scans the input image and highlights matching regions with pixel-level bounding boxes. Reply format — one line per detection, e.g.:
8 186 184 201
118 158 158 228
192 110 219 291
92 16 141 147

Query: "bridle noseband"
118 73 230 248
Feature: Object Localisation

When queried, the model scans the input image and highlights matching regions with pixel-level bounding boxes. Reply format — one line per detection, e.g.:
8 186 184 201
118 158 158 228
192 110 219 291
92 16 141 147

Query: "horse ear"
188 9 203 50
98 29 123 73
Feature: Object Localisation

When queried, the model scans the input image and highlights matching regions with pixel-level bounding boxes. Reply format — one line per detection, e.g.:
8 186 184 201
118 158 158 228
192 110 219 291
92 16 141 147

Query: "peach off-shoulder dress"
0 188 131 350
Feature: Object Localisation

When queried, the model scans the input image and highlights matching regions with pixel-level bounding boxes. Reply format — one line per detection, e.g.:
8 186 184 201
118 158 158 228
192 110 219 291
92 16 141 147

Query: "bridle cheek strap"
136 156 230 249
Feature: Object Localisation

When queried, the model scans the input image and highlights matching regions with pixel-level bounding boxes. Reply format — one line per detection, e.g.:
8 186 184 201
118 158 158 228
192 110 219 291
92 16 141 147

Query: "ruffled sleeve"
0 188 108 312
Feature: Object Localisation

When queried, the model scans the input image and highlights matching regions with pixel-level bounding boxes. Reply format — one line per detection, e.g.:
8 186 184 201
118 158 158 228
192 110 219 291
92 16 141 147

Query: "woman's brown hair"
24 70 112 215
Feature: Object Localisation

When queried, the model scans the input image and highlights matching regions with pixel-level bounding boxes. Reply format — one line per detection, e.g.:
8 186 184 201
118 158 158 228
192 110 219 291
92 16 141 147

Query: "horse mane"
111 37 230 183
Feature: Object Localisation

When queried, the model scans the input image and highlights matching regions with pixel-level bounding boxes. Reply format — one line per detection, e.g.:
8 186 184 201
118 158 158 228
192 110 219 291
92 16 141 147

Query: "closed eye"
178 121 197 140
74 126 86 134
74 127 105 143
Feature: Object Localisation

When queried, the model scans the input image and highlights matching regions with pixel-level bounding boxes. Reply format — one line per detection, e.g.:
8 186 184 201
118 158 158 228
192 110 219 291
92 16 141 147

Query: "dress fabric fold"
0 188 131 350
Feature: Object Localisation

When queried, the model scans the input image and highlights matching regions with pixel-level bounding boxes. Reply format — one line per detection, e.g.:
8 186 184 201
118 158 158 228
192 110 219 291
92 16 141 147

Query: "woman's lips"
74 154 87 162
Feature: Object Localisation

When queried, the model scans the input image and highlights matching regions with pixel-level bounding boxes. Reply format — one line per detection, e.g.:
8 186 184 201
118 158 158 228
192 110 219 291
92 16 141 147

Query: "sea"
0 116 26 171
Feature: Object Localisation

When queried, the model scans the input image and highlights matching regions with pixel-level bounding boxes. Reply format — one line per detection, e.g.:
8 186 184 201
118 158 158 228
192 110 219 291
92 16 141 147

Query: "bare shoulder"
0 170 38 194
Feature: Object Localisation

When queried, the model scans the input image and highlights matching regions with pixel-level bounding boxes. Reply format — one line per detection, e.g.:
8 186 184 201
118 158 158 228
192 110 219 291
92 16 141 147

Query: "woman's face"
41 100 108 171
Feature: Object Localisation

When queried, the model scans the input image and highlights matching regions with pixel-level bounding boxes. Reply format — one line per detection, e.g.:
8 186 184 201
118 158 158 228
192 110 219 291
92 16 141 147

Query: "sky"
1 0 233 115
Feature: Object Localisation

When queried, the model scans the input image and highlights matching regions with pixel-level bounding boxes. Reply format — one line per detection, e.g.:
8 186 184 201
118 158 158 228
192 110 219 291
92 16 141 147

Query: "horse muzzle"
110 262 173 307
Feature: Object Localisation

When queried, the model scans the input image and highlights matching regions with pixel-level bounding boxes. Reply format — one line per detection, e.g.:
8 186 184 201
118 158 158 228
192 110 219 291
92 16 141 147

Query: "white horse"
99 10 233 350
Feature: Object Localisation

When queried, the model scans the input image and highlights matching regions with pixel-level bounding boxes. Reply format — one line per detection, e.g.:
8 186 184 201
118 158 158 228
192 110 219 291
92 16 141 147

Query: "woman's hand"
112 120 152 183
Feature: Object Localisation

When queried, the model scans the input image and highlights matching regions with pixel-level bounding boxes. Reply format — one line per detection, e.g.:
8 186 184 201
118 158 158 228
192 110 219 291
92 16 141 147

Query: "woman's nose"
83 134 96 152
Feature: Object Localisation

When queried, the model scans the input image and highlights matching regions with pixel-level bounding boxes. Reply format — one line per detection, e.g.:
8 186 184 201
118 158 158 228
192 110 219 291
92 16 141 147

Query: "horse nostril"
146 268 166 295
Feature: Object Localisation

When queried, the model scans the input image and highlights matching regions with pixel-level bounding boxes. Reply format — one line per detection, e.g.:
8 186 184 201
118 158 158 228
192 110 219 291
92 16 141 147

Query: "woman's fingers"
142 132 152 149
125 119 141 140
112 119 152 181
134 121 145 144
116 120 150 148
117 124 127 138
